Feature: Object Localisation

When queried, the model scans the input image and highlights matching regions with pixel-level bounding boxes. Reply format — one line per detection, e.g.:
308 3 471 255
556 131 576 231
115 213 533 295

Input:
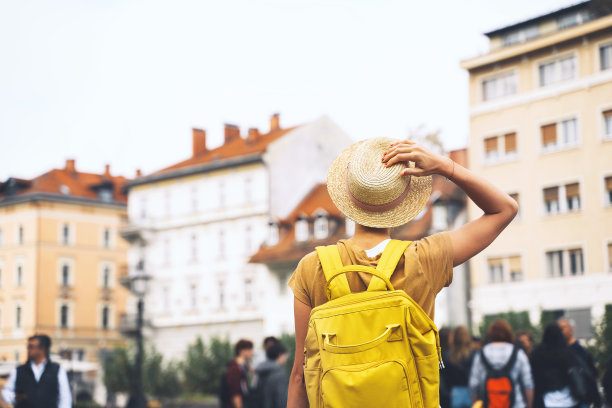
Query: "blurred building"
0 161 129 367
121 114 353 359
461 0 612 337
250 149 469 329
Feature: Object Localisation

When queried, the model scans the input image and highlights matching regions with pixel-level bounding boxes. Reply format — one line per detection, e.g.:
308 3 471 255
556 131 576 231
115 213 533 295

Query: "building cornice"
125 153 264 190
461 14 612 71
0 193 126 210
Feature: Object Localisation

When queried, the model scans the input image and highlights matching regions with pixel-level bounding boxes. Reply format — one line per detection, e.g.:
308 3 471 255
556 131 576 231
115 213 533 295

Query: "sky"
0 0 579 181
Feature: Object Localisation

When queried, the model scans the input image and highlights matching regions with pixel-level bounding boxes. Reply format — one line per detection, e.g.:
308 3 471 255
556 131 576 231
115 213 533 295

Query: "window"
245 226 252 254
603 109 612 140
15 306 22 329
191 234 198 261
245 177 252 203
543 183 581 215
605 176 612 206
62 224 70 245
16 264 23 287
0 228 3 246
432 205 448 231
218 230 225 259
295 217 309 242
546 248 584 277
482 72 517 101
140 196 147 219
190 284 197 309
61 264 70 287
539 55 576 87
502 25 538 46
60 305 69 328
509 193 520 218
541 118 578 151
544 187 560 215
601 44 612 71
98 188 113 203
488 258 504 283
191 186 198 213
101 306 110 330
509 256 523 281
345 219 355 237
103 228 110 248
607 242 612 273
267 222 279 246
244 279 253 305
219 181 226 207
102 266 111 289
557 10 590 29
314 215 328 240
218 282 225 308
18 225 23 245
484 133 518 163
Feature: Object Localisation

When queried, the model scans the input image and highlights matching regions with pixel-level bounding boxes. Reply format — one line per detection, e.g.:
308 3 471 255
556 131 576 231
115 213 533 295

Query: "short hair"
557 317 575 328
263 336 278 350
486 319 515 344
234 339 254 356
29 334 52 355
266 342 287 361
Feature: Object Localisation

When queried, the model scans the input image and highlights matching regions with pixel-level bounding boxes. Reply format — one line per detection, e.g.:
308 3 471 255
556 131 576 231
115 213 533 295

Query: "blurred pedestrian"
516 330 534 360
440 327 453 408
1 334 72 408
253 343 289 408
252 336 279 368
446 326 475 408
557 318 601 407
469 319 534 408
531 323 586 408
220 339 254 408
603 357 612 407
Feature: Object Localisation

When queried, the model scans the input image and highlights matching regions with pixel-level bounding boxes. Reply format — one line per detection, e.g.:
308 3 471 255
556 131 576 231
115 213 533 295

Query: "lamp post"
126 274 150 408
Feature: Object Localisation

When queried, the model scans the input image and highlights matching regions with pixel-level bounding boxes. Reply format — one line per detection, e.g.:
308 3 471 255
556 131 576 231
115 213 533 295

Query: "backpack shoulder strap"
367 240 412 292
315 245 351 300
500 345 519 375
480 348 495 373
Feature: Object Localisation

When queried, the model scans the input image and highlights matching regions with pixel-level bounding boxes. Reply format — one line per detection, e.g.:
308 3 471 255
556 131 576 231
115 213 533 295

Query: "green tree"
587 304 612 378
279 333 296 373
181 336 233 395
479 311 536 340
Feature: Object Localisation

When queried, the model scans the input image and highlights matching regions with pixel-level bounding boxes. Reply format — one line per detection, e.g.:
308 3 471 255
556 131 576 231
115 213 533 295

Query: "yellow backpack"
303 239 443 408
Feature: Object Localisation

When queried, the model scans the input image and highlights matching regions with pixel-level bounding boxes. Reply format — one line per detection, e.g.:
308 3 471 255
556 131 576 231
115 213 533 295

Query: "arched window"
295 217 309 242
267 222 279 246
314 214 328 240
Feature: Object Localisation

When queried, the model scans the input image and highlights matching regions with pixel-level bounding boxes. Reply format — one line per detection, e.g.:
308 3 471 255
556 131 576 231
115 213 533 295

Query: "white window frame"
542 243 587 278
16 224 24 245
536 51 578 88
345 218 355 237
313 211 329 240
244 278 254 305
189 283 198 310
538 113 581 154
295 216 309 242
101 227 114 249
58 222 75 246
267 221 280 246
603 172 612 207
98 303 113 330
57 258 75 287
597 40 612 72
598 104 612 142
57 301 74 329
605 239 612 274
485 253 525 284
15 258 24 287
99 262 114 289
541 179 583 217
14 302 23 332
190 233 198 262
508 190 521 220
0 228 3 247
480 70 518 102
481 128 520 165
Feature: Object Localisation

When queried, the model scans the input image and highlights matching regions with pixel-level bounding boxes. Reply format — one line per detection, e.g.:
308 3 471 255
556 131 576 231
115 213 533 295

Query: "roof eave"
0 193 127 209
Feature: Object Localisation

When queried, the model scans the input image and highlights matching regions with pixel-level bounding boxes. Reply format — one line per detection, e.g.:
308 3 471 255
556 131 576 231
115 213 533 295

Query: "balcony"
117 313 151 337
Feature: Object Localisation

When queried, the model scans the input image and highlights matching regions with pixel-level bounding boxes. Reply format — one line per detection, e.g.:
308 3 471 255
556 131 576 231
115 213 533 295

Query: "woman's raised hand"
381 140 453 178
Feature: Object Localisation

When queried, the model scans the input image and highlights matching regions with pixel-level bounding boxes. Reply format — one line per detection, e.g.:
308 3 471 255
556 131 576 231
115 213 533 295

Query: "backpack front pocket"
320 360 412 408
304 368 322 408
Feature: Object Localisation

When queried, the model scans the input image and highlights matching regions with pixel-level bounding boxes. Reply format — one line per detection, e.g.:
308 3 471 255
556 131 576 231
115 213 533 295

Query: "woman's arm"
383 141 518 267
287 297 311 408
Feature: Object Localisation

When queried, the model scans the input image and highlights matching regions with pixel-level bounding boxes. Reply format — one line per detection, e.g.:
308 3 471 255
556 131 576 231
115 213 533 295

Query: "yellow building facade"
462 2 612 336
0 161 129 364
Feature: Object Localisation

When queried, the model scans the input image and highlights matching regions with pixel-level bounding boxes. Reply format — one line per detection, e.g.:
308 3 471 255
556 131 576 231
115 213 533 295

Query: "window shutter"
484 136 498 153
504 133 517 153
509 256 522 272
606 176 612 190
544 186 559 201
565 183 579 198
603 109 612 119
541 123 557 145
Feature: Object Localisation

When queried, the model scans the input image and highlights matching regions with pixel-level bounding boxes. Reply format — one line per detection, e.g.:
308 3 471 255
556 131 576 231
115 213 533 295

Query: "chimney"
224 124 240 144
247 128 260 144
65 159 76 173
192 128 207 157
104 164 111 177
136 169 142 177
270 113 280 132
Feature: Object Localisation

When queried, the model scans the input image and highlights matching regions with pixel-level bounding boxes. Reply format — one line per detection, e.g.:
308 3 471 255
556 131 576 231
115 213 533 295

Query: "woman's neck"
351 224 391 249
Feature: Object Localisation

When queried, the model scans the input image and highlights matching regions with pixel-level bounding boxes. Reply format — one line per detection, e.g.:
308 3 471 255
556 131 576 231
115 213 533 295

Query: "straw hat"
327 137 432 228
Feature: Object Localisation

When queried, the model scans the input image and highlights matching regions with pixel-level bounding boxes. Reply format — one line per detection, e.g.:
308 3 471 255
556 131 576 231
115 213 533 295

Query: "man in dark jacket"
254 342 289 408
1 334 72 408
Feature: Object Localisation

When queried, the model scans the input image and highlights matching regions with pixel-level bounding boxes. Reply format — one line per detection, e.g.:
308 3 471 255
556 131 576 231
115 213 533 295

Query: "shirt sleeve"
287 253 315 307
1 368 16 404
469 352 484 400
226 364 243 398
416 232 454 293
517 350 534 390
57 366 72 408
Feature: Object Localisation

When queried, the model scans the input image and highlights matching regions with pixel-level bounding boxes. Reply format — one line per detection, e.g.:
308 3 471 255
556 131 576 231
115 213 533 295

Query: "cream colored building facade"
0 162 129 364
462 2 612 336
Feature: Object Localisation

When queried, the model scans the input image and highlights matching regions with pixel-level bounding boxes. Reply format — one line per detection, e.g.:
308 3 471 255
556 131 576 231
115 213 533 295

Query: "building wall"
465 20 612 334
0 200 128 362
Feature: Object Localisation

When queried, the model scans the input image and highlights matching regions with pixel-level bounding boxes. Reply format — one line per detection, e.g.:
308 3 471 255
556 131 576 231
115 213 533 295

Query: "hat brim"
327 140 432 228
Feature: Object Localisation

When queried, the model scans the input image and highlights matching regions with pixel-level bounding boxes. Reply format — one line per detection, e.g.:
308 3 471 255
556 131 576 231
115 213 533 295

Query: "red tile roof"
0 161 129 205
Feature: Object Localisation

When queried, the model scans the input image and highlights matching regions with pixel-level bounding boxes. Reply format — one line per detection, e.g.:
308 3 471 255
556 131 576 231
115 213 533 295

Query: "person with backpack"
286 138 519 407
252 343 289 408
469 319 534 408
531 323 589 408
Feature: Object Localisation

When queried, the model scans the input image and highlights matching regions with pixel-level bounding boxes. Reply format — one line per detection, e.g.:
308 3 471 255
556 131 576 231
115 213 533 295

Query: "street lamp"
126 273 150 408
